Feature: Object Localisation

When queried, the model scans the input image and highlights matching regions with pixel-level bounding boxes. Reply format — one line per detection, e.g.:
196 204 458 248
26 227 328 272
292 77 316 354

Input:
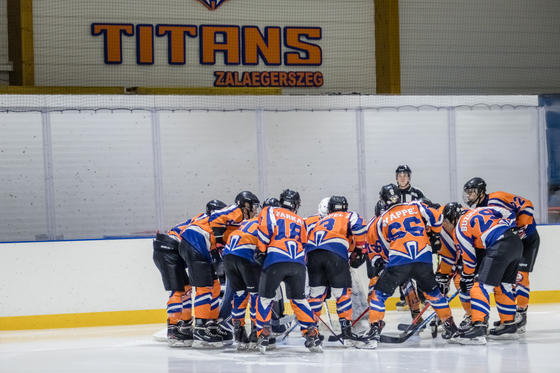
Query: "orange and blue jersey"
455 207 516 275
181 204 244 261
375 201 442 267
304 214 321 234
365 216 388 263
208 204 244 231
306 211 367 261
256 206 307 269
437 223 460 275
222 217 260 263
479 191 536 237
168 213 205 241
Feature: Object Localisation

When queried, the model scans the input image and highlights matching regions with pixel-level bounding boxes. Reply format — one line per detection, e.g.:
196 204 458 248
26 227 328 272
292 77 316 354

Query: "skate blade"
343 340 356 348
168 339 192 348
451 336 487 345
222 339 234 346
307 345 323 353
258 345 267 354
488 333 520 340
192 340 224 349
355 340 377 350
517 326 526 334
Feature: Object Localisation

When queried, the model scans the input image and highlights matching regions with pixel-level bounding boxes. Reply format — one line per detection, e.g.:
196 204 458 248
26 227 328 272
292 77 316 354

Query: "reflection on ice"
1 304 559 373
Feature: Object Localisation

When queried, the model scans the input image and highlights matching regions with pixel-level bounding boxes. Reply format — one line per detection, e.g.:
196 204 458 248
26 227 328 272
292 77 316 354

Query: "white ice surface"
1 304 559 373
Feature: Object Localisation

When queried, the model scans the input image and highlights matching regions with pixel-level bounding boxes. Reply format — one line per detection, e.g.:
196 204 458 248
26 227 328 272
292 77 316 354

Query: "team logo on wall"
197 0 229 10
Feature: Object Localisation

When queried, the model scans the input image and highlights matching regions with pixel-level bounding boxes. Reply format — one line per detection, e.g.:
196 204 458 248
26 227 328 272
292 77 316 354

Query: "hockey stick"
379 290 459 344
352 307 369 327
326 306 369 342
324 301 336 331
396 301 432 332
276 320 298 343
317 314 345 345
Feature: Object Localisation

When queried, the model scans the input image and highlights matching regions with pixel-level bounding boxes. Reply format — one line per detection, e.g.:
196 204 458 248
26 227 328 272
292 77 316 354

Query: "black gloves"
435 272 450 295
459 272 475 293
254 250 267 266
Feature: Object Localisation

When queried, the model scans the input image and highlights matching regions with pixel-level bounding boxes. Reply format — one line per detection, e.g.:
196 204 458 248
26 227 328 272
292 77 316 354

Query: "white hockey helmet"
318 197 330 218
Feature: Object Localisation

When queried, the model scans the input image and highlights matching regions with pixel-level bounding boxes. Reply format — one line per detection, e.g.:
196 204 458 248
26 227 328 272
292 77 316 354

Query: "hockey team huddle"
152 165 539 353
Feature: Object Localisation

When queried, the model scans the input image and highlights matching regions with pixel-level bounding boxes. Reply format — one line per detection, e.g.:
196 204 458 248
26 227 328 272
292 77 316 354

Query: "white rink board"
0 225 559 317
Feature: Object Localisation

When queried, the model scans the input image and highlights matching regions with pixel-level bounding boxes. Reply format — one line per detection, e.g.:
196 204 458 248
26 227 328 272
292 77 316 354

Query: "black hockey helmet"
463 177 486 193
463 177 486 206
379 183 400 207
374 199 387 216
419 197 441 210
442 202 464 225
235 191 260 211
206 199 227 215
262 197 281 208
328 195 348 213
279 189 301 212
395 164 412 176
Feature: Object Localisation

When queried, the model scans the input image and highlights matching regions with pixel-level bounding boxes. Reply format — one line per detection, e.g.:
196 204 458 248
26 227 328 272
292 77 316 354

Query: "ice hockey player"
360 184 457 349
374 184 424 321
254 189 322 353
306 195 368 346
443 202 523 344
463 177 539 333
305 197 330 233
433 203 473 331
394 165 427 311
222 197 281 351
152 199 226 346
301 197 331 320
180 191 260 348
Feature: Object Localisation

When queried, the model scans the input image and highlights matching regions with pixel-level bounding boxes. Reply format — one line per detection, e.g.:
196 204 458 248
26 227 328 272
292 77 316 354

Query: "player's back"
307 211 366 260
487 191 535 233
378 202 440 266
257 206 307 268
455 206 516 274
456 207 515 250
305 214 321 233
223 218 259 261
167 213 204 241
208 204 244 230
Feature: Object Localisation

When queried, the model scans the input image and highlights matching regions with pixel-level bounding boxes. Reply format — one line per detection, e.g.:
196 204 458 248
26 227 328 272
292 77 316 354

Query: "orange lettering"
201 26 240 65
136 25 153 64
156 25 197 64
91 23 134 64
242 26 281 65
284 27 322 65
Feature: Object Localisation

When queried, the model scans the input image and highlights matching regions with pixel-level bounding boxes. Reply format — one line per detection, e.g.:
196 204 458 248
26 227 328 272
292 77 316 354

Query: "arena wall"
0 95 545 243
0 0 11 84
11 0 559 94
0 225 558 330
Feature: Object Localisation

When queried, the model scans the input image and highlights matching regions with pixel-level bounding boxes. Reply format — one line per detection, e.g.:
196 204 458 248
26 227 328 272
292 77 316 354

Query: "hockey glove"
429 232 442 254
459 272 475 293
512 225 528 240
435 272 450 295
349 248 367 268
369 256 386 278
254 250 267 266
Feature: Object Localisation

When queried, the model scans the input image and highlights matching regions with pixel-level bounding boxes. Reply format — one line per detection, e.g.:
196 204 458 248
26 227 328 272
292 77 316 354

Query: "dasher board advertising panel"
33 0 376 94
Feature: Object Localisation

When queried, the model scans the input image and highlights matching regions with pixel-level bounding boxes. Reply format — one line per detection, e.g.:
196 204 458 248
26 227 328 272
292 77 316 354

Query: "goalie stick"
379 290 459 344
